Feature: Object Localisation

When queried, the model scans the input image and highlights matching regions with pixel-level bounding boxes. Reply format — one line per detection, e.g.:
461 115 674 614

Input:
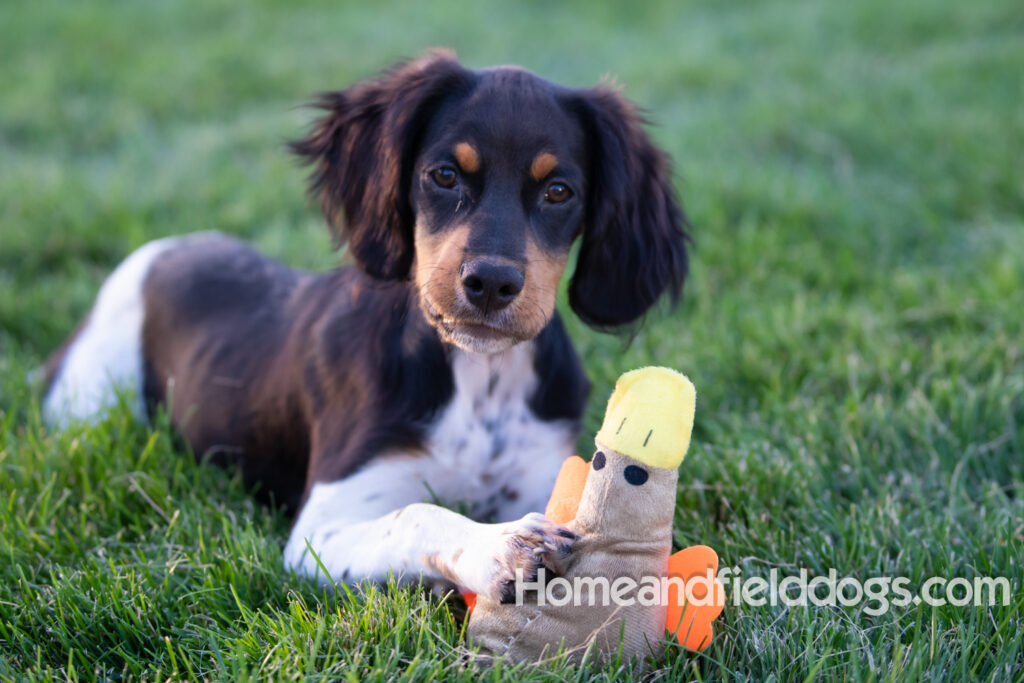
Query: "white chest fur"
286 341 579 576
424 344 576 520
284 342 579 577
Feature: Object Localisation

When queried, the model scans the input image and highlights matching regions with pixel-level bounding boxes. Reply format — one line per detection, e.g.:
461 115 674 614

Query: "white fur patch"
43 234 209 427
427 344 576 520
284 343 578 588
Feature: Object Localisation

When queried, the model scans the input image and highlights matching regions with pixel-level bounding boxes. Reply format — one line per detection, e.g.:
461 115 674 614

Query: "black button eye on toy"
623 464 648 485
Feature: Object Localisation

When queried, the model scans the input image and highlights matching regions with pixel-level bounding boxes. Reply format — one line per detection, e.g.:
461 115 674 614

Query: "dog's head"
292 50 688 353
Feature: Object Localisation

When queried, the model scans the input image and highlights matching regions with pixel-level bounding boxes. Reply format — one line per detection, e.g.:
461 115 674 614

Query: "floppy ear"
290 50 473 279
567 86 690 329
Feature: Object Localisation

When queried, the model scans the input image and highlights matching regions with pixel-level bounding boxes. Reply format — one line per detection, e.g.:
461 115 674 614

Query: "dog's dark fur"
289 51 688 328
45 50 688 522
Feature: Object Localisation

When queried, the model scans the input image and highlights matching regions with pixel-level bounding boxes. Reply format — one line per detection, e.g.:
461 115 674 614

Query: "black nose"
460 260 525 313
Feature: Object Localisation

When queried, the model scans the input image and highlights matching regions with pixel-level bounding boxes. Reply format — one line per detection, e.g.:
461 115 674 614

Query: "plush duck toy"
466 367 724 665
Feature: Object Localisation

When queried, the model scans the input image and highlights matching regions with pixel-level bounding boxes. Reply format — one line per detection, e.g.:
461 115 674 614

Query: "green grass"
2 0 1023 679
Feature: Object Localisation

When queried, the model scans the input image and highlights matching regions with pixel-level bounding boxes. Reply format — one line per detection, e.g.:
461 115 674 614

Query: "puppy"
42 50 689 602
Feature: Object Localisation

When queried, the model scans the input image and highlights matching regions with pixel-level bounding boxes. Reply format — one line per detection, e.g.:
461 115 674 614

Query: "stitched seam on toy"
503 608 543 650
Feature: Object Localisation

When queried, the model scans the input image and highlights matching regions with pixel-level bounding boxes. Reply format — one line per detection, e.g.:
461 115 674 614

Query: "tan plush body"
470 445 679 662
469 366 705 665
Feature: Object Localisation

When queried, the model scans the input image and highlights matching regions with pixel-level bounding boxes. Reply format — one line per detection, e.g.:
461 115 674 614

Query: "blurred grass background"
1 0 1022 679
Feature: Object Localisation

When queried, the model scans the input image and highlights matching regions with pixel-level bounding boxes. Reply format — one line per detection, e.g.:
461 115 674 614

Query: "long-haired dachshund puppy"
42 50 689 602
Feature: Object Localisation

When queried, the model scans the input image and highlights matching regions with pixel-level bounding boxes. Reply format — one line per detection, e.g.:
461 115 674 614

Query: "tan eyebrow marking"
454 142 480 173
530 152 558 181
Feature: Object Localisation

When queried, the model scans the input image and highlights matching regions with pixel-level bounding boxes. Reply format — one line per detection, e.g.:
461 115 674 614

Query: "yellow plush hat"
595 367 696 469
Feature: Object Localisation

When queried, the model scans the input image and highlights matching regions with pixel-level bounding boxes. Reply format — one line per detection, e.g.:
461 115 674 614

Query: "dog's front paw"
458 512 577 604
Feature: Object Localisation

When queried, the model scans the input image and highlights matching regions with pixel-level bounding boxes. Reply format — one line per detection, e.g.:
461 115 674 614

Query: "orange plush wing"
544 455 591 524
665 545 725 651
462 456 590 613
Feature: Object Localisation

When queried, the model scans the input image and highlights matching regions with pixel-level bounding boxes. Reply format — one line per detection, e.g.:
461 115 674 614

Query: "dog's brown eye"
431 167 458 189
544 182 572 204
